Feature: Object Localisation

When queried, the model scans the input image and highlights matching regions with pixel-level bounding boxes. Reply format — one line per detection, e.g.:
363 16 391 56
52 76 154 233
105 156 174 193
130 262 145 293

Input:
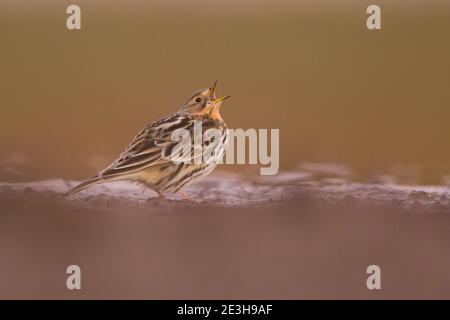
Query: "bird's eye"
195 97 202 103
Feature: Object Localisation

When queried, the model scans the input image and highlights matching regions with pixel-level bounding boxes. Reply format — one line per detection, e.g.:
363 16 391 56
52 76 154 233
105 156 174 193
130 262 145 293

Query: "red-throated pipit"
68 80 230 200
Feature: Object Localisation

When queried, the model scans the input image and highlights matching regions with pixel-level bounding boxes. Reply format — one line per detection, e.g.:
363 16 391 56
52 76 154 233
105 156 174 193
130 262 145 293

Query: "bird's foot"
145 190 169 203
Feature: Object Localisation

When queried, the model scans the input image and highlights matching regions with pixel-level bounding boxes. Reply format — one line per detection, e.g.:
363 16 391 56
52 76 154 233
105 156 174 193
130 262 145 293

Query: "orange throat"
192 106 224 121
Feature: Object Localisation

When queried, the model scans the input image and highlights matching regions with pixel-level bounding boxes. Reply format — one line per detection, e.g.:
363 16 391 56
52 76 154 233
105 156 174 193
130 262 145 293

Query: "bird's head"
180 80 230 119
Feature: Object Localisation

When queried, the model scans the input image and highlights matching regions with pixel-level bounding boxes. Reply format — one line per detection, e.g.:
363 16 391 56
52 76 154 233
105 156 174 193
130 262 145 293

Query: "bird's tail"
66 175 103 196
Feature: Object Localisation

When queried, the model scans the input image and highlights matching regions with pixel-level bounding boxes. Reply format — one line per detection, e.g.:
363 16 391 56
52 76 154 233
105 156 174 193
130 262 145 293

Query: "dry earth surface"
1 165 449 299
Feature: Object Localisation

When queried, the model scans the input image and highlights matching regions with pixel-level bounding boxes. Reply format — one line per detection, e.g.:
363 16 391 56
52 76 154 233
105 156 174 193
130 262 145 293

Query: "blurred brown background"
1 0 450 183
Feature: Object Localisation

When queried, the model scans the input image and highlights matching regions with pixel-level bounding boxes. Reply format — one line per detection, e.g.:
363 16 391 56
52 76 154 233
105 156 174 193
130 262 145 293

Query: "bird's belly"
137 133 229 193
137 162 214 193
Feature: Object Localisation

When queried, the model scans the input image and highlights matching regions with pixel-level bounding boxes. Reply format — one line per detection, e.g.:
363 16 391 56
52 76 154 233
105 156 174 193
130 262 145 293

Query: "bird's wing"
97 112 191 179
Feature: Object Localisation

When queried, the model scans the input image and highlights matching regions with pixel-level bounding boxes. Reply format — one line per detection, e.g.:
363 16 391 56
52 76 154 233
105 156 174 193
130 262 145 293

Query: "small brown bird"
67 80 230 199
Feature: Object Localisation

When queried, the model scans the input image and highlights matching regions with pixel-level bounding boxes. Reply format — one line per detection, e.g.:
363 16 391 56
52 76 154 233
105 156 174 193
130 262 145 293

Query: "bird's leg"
139 181 167 201
155 190 168 201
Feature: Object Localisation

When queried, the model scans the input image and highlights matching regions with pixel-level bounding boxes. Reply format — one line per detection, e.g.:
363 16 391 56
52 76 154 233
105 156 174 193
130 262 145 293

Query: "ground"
0 166 449 299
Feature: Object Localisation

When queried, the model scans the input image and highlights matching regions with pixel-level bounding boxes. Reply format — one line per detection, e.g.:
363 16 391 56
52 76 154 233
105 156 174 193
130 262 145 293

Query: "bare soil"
0 168 449 299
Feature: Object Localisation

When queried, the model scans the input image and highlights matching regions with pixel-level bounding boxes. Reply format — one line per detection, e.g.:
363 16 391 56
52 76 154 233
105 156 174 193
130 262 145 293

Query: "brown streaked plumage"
67 80 230 199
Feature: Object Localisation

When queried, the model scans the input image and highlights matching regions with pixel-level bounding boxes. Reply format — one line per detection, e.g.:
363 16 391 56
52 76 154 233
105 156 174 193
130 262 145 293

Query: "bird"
67 80 230 200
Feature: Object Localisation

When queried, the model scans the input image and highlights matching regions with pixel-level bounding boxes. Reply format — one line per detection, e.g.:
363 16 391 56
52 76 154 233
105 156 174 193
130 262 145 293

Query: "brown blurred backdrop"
1 0 450 183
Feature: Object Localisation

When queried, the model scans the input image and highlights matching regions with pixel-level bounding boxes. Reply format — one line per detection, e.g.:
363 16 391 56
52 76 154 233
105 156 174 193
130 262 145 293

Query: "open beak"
213 95 231 104
209 79 219 99
209 79 230 104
